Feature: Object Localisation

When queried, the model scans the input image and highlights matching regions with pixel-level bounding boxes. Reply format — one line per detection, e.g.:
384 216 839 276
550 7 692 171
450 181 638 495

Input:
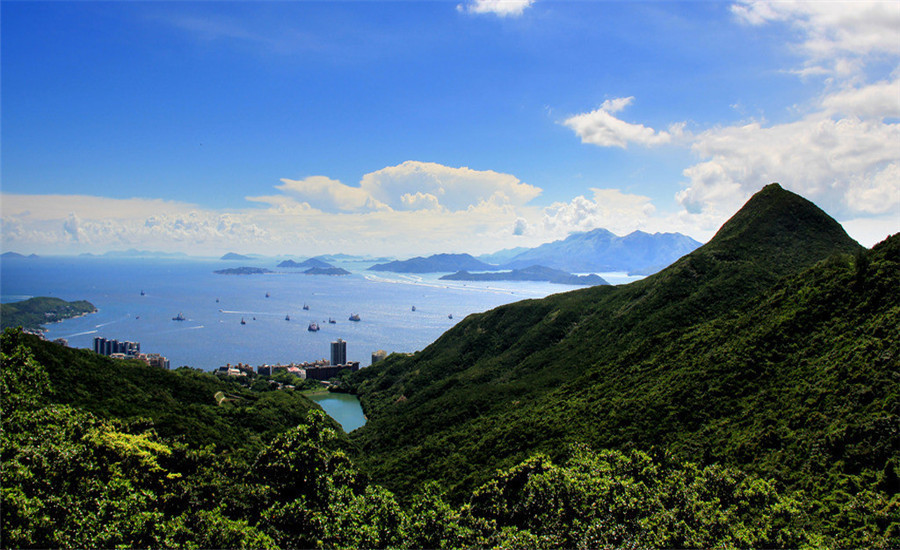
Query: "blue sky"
2 0 898 257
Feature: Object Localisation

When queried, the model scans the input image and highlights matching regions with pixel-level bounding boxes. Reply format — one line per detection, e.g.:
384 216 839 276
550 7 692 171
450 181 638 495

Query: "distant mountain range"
368 253 496 273
367 231 701 274
440 265 608 286
495 229 702 274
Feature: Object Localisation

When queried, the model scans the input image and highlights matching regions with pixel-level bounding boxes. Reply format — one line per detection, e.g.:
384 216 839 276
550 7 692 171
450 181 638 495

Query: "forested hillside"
2 184 897 548
347 184 897 540
0 297 96 331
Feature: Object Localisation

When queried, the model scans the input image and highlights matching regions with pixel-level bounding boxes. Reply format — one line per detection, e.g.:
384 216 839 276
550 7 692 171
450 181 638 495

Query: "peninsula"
0 296 97 331
213 266 274 275
304 267 351 276
440 265 608 286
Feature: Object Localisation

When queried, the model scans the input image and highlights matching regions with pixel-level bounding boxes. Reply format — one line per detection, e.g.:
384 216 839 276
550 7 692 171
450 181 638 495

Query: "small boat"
411 306 416 311
285 314 291 321
172 313 185 321
448 314 453 319
240 318 246 325
216 298 219 303
265 292 270 298
349 313 360 322
308 322 320 332
140 290 145 296
303 304 310 311
328 318 336 324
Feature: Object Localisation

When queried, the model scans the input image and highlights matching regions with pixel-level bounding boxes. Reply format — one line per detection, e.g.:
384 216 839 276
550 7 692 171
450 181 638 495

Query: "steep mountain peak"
593 182 863 336
701 182 860 264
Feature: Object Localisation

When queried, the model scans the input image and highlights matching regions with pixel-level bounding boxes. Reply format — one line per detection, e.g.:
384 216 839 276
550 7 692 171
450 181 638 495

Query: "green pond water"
306 392 367 432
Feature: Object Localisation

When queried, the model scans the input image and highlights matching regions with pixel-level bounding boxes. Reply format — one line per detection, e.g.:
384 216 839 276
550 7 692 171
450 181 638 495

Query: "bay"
0 256 591 370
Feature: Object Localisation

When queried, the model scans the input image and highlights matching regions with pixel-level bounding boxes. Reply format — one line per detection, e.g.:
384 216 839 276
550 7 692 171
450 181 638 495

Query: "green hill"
9 332 334 459
0 297 97 331
346 184 895 535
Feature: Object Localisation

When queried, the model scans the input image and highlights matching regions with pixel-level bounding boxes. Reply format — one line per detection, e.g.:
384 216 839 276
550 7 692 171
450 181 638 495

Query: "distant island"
441 265 609 286
303 267 351 276
278 258 334 269
220 252 254 261
213 266 274 275
369 253 497 273
0 297 97 331
1 252 39 260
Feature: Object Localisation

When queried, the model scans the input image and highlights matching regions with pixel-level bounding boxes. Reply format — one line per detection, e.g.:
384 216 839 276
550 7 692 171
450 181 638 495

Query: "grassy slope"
347 184 884 499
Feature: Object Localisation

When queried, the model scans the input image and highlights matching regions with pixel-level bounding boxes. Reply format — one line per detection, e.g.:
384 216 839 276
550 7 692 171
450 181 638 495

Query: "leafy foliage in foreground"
1 334 823 548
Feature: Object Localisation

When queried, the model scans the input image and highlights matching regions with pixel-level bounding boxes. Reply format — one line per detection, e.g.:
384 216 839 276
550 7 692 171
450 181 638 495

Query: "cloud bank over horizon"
2 162 676 257
2 158 892 258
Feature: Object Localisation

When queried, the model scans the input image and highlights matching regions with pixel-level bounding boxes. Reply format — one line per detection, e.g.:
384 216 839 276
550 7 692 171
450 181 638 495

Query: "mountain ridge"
500 227 702 274
347 183 877 513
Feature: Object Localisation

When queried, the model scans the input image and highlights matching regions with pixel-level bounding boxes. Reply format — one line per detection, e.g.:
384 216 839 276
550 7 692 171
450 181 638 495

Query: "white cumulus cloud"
731 0 900 82
675 3 900 222
266 175 388 212
359 161 541 212
563 97 686 149
677 113 900 218
541 188 658 239
0 162 548 257
564 3 900 244
820 78 900 119
457 0 534 18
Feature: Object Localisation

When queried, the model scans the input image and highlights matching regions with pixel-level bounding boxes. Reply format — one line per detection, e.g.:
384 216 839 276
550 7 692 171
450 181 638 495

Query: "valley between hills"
2 184 897 548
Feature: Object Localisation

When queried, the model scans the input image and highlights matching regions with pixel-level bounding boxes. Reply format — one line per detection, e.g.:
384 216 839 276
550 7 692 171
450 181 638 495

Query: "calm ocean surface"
1 256 640 371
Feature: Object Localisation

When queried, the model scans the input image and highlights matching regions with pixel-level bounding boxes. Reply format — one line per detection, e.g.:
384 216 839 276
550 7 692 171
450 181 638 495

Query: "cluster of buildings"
218 338 361 381
92 334 386 382
92 336 170 369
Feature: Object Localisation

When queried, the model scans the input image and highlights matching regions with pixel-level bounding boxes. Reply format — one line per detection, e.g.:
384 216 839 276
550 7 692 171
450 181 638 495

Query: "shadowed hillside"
347 184 894 541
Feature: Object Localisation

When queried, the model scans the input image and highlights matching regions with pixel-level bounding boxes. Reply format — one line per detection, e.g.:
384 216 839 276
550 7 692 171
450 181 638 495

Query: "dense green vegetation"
2 184 896 547
17 333 336 461
0 296 96 331
1 328 827 548
346 184 897 544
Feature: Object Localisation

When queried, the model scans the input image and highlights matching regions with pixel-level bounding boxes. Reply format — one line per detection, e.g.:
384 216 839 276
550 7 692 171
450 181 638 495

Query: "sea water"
1 256 602 370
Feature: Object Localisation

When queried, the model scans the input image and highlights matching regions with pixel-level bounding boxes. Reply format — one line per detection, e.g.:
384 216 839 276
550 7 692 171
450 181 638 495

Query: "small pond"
306 392 367 432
